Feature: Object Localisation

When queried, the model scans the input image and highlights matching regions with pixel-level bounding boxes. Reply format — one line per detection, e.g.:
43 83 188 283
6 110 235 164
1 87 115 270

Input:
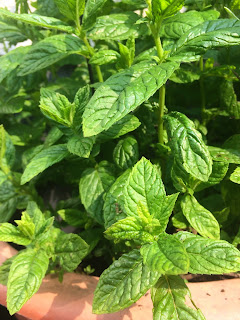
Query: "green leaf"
73 85 91 130
93 249 160 313
230 166 240 184
104 169 131 228
79 162 115 224
58 208 88 227
15 212 35 239
21 144 69 185
0 223 31 245
83 60 178 136
82 0 108 30
89 50 120 65
18 35 87 76
165 112 212 182
0 125 15 174
0 198 18 223
26 201 46 236
0 256 16 286
124 157 165 217
98 115 141 141
181 194 220 240
176 232 240 274
172 212 189 229
44 127 63 148
54 232 89 272
67 133 96 158
86 12 148 40
0 46 29 83
113 136 139 170
195 161 229 191
0 8 74 33
7 249 49 315
208 146 240 164
40 88 74 127
170 19 240 62
160 10 220 39
140 234 189 274
151 275 206 320
105 216 154 243
54 0 85 21
154 193 179 232
0 21 27 44
152 0 184 21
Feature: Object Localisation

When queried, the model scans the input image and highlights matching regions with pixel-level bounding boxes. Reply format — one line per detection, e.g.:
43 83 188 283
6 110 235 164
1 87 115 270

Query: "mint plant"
0 0 240 318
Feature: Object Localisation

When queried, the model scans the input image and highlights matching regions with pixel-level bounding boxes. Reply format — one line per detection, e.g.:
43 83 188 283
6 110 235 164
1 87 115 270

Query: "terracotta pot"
0 242 239 320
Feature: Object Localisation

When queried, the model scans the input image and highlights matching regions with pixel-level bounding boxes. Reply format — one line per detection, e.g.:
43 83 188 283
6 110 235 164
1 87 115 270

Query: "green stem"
158 85 165 144
155 36 164 63
83 37 103 83
199 56 206 124
151 23 165 144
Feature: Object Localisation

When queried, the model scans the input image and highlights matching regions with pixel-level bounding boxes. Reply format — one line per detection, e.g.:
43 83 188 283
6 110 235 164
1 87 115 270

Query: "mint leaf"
195 161 229 191
0 223 31 245
0 46 29 84
18 35 87 76
26 201 46 236
170 19 240 62
98 115 141 141
73 85 91 132
152 275 206 320
181 194 220 240
86 12 147 40
89 50 120 65
176 232 240 274
152 0 184 20
40 89 74 127
93 249 160 313
7 249 49 315
0 256 16 286
105 216 154 243
209 146 240 164
21 144 69 184
82 0 108 30
104 169 131 228
0 197 17 223
230 167 240 184
54 0 85 21
54 232 89 272
79 162 115 224
113 136 139 170
0 125 15 174
165 112 212 182
140 234 189 274
83 61 179 136
15 211 35 239
0 8 74 33
160 10 220 39
154 193 179 232
58 208 88 227
124 157 165 217
67 133 96 158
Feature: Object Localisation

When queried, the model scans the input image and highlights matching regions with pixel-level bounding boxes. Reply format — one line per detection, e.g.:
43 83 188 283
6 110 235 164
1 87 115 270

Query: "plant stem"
158 85 165 144
75 10 104 83
155 36 164 63
199 56 206 124
83 37 104 83
151 24 165 144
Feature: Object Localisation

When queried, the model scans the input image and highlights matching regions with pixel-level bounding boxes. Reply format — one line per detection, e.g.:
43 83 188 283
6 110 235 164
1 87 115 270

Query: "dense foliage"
0 0 240 318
